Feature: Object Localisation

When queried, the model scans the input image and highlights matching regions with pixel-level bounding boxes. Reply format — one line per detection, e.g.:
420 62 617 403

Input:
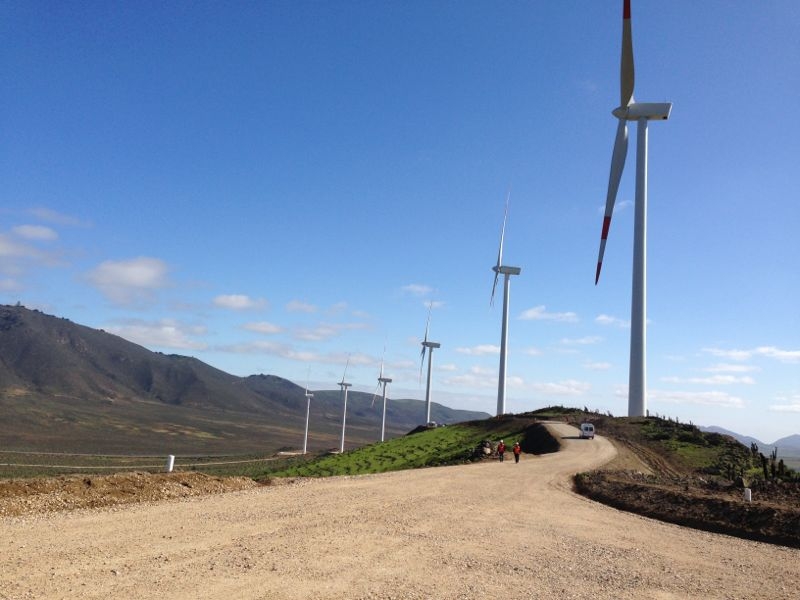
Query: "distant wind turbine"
372 347 392 442
338 356 352 453
303 367 313 454
491 190 521 417
594 0 671 417
419 303 441 424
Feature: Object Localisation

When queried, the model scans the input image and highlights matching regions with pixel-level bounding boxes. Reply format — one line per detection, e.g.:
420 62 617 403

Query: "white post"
744 488 752 502
628 117 648 418
380 381 388 442
165 455 175 473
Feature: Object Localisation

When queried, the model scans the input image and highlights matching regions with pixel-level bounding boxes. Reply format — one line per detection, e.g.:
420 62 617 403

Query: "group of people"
495 439 521 463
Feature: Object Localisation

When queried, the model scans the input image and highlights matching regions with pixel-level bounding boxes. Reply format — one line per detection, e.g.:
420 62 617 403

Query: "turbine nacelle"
613 102 672 121
493 265 521 276
421 341 441 350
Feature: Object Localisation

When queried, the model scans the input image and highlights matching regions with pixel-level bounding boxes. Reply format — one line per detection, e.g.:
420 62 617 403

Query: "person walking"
513 441 521 463
497 439 506 462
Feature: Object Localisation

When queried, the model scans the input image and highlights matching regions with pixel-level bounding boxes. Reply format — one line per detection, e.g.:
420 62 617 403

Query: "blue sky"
2 1 798 443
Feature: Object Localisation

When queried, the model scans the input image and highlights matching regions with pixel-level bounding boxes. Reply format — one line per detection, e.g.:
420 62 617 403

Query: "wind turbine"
337 356 352 453
372 348 392 442
302 367 313 454
419 303 440 425
491 191 521 417
594 0 671 418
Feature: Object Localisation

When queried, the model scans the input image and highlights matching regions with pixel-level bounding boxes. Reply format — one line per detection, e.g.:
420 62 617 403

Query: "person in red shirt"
513 441 521 463
497 440 506 462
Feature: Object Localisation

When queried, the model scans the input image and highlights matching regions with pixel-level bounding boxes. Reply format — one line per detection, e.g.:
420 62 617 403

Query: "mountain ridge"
0 304 489 454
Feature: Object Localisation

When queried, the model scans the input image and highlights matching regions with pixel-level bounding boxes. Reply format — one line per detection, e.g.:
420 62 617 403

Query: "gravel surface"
2 423 798 599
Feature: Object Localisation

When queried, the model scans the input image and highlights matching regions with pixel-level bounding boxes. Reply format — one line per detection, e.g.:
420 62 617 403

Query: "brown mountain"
0 305 488 454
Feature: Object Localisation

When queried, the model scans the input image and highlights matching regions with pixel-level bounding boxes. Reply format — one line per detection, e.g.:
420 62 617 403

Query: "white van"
579 422 595 439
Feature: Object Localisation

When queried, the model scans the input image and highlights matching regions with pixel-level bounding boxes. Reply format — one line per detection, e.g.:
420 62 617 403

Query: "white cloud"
13 225 58 241
213 294 267 311
86 257 169 305
530 380 591 396
105 318 207 350
704 346 800 364
595 314 629 328
28 207 88 227
456 344 500 356
402 283 432 296
286 300 317 313
650 389 744 408
561 336 602 346
769 395 800 413
704 363 760 374
524 347 543 356
0 278 21 291
661 375 756 385
584 361 612 371
294 322 370 342
438 363 458 372
243 321 282 334
519 305 578 322
597 199 632 215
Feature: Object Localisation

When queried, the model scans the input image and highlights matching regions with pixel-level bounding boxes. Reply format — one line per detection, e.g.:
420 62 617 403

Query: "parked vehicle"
579 422 595 439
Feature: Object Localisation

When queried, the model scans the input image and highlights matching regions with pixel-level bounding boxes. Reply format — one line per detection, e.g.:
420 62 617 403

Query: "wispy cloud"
86 257 170 306
28 207 89 227
294 321 370 342
661 375 756 385
12 225 58 241
530 380 591 396
242 321 282 334
213 294 267 311
650 389 745 408
583 361 612 371
595 314 629 328
519 305 578 322
704 363 760 374
286 300 317 313
704 346 800 364
769 394 800 413
560 336 602 346
456 344 500 356
105 318 207 350
402 283 432 296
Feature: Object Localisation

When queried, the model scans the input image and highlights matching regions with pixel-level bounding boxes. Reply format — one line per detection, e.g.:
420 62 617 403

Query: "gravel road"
2 423 798 599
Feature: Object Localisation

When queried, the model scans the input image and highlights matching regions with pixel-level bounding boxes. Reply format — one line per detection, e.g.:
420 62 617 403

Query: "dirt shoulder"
3 424 798 600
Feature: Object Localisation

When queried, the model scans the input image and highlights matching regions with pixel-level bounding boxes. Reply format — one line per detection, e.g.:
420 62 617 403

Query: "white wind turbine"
491 191 521 417
337 356 352 453
302 367 313 454
594 0 671 418
371 347 392 442
419 303 440 425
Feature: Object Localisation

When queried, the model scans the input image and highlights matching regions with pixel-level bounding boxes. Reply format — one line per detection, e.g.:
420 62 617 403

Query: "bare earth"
2 423 798 600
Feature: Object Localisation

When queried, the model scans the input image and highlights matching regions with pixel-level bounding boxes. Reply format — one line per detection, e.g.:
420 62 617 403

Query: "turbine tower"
419 305 440 424
491 192 521 416
372 352 392 442
337 357 351 453
594 0 671 418
302 371 313 454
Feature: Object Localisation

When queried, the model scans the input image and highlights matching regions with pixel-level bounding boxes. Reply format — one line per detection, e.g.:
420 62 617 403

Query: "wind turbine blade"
423 303 431 343
341 354 350 383
491 193 509 307
620 0 635 107
596 118 629 284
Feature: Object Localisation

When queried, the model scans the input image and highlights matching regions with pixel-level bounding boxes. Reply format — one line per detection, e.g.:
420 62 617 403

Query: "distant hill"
700 426 800 459
0 305 488 454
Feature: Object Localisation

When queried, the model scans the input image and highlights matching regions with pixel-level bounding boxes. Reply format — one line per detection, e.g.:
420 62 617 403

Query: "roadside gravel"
2 423 797 599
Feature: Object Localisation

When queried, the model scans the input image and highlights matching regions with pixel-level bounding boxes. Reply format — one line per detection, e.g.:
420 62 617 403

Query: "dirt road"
2 423 797 599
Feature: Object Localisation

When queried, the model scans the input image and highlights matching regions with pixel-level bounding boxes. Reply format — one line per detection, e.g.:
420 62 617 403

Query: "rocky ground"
0 471 259 517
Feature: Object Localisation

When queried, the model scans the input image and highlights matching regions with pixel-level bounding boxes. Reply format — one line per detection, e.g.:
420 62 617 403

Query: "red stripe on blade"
623 0 631 20
601 216 612 239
